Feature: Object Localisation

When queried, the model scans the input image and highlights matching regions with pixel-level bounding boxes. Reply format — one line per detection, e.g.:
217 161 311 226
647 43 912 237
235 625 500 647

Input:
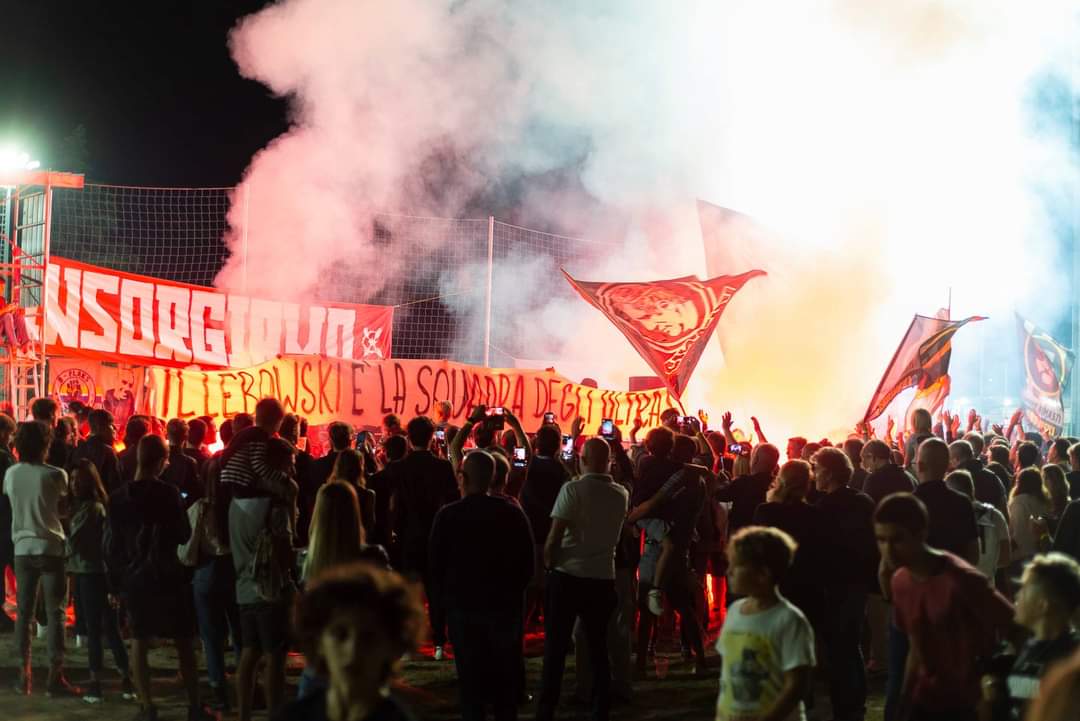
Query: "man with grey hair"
949 439 1007 517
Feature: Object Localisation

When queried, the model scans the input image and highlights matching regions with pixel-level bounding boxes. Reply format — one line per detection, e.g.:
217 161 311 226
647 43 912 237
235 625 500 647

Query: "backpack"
250 501 294 603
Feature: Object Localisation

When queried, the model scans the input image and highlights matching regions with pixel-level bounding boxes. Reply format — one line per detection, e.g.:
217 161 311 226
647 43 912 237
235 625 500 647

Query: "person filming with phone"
519 417 572 629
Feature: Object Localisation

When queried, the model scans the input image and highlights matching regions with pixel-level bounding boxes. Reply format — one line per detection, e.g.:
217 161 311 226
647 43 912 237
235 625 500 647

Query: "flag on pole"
864 314 986 423
1017 314 1073 437
562 269 765 399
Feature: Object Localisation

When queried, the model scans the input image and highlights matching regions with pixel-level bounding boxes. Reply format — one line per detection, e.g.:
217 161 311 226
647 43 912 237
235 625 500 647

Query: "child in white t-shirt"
716 525 815 721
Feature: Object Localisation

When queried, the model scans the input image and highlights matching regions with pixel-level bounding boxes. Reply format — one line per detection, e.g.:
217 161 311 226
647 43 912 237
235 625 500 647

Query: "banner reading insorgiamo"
147 356 680 434
40 257 393 369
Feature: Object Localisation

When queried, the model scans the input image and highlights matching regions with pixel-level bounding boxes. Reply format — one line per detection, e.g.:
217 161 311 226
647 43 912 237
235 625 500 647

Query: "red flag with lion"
562 269 765 399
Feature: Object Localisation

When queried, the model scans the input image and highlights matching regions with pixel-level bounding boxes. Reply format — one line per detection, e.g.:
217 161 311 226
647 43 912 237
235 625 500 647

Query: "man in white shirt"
537 437 629 721
4 420 76 696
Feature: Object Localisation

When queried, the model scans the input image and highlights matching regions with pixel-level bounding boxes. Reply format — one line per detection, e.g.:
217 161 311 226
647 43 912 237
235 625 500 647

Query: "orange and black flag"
864 314 986 423
562 269 765 399
1017 314 1073 437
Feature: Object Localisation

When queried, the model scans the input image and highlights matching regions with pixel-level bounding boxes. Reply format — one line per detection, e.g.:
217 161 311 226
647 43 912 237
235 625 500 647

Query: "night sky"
4 1 288 186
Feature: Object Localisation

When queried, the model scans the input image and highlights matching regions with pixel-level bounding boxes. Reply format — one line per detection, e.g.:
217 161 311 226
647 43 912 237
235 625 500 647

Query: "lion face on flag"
602 284 704 341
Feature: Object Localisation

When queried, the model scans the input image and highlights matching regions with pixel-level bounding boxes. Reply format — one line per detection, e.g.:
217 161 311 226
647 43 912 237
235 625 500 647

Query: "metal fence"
48 183 613 367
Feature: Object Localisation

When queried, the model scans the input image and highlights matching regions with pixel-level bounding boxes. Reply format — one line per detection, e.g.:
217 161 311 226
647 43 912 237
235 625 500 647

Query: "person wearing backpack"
5 420 78 697
107 434 217 721
947 469 1011 586
229 436 297 721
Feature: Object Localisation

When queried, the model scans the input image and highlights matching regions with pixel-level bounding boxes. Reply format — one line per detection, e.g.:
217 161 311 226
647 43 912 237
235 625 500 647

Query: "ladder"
0 171 84 419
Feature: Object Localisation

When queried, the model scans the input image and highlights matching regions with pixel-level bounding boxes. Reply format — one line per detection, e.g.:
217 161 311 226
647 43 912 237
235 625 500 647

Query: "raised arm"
450 405 485 471
721 412 737 447
504 410 530 461
751 416 768 444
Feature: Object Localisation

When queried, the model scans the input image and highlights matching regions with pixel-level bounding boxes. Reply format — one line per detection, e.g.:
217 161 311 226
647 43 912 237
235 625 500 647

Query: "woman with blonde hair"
298 481 388 699
1042 464 1070 529
1010 467 1052 563
731 444 753 479
329 449 376 539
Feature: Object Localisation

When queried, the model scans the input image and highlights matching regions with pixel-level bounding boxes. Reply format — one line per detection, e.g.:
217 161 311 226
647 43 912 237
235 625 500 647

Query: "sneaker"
12 674 30 696
132 705 159 721
433 645 445 661
45 675 82 698
187 704 221 721
35 624 47 640
75 634 87 648
83 681 104 704
647 589 664 616
121 676 137 701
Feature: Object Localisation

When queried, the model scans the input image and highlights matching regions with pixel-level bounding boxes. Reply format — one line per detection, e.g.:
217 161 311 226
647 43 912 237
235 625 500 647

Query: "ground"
1 621 887 721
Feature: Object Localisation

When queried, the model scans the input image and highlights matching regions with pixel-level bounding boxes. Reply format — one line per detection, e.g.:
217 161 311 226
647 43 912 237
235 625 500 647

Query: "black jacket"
519 456 570 544
428 494 534 613
717 471 773 534
960 458 1007 517
390 450 458 572
816 486 879 592
71 436 123 494
862 463 917 507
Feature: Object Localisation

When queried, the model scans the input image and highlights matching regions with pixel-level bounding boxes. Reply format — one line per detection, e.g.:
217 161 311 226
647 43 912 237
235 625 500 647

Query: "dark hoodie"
960 458 1007 518
862 463 917 507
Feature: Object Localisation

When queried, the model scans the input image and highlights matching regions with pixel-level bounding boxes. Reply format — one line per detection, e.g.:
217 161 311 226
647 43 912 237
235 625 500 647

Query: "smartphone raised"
513 446 527 468
600 418 615 440
435 429 446 441
560 434 574 461
485 406 506 430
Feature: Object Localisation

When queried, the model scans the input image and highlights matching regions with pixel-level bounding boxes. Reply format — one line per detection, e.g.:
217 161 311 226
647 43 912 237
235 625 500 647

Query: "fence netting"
45 184 613 366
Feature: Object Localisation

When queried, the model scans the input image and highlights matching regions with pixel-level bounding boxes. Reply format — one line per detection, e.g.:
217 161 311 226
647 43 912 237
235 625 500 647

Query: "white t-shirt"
974 502 1009 583
549 473 628 580
1009 494 1051 560
3 462 69 557
715 597 815 721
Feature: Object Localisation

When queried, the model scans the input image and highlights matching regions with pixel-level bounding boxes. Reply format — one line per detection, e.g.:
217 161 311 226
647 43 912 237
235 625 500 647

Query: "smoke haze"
219 0 1079 440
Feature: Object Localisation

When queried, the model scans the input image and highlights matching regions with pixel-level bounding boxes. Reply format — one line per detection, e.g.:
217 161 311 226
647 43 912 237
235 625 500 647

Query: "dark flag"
864 314 986 423
562 269 765 399
1017 314 1073 437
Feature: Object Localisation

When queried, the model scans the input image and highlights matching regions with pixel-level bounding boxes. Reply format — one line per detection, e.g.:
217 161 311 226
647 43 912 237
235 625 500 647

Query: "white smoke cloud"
220 0 1079 439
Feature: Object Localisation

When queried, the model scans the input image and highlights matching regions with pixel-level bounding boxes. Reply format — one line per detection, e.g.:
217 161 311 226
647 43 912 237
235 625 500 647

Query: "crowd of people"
3 395 1080 721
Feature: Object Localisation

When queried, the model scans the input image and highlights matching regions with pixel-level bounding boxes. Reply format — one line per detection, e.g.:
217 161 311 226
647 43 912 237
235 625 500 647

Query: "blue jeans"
73 573 129 675
885 615 909 721
446 605 524 721
822 586 867 721
192 555 241 687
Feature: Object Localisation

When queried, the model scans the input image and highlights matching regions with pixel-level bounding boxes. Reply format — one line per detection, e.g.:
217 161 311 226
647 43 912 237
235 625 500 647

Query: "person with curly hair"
277 562 425 721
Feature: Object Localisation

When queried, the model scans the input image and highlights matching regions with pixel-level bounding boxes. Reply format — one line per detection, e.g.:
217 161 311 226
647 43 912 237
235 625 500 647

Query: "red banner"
562 269 765 399
40 257 393 369
863 314 985 423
